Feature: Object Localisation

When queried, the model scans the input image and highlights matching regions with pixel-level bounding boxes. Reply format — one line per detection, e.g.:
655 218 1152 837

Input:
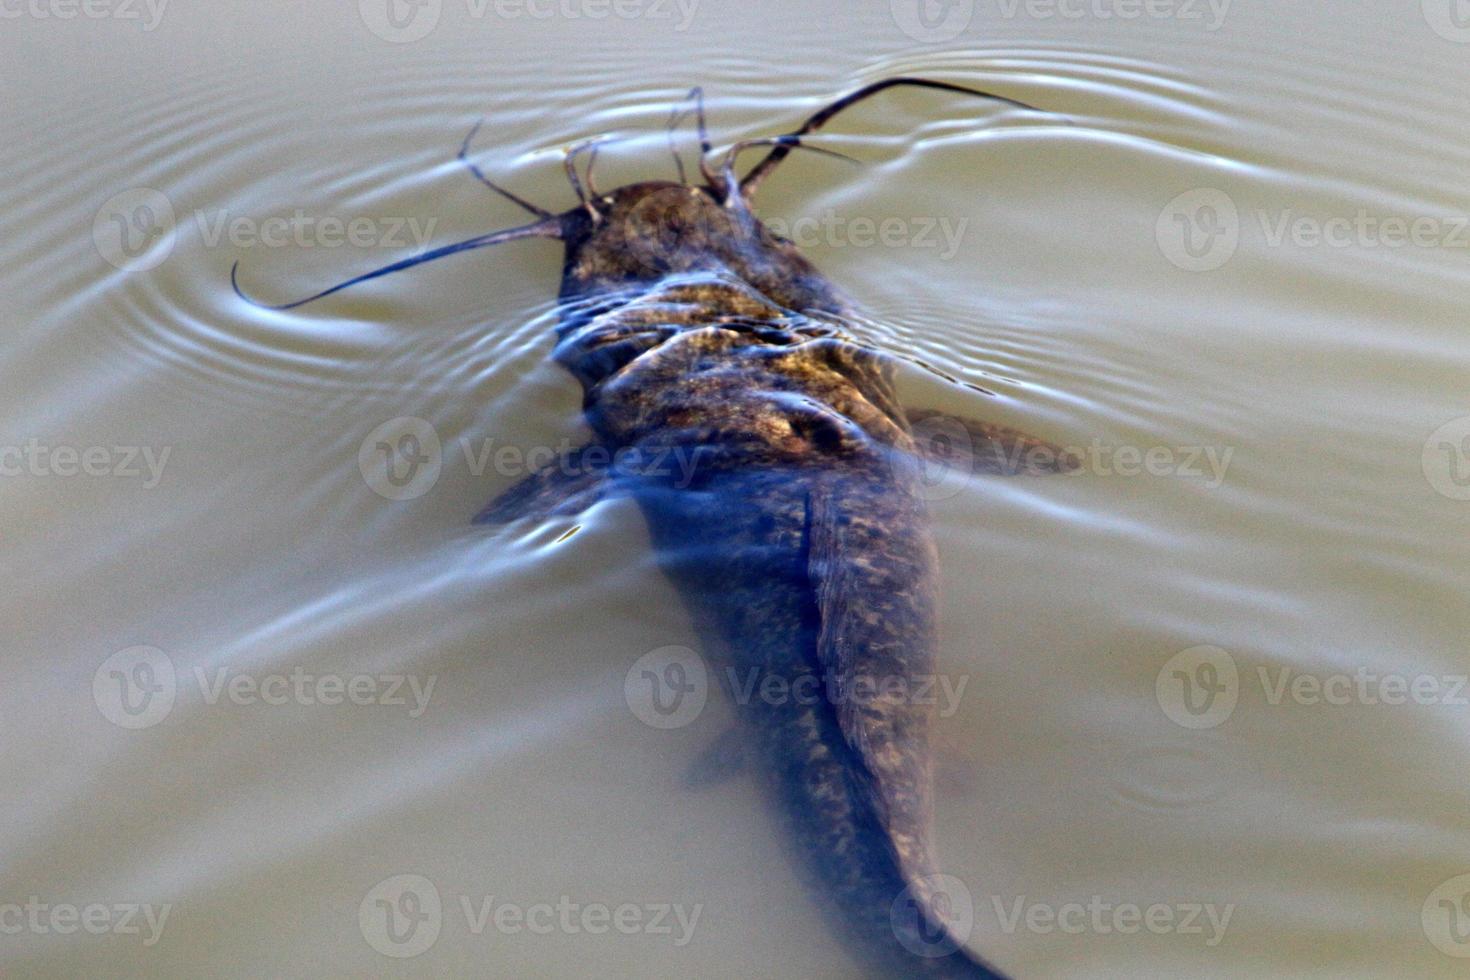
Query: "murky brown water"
5 1 1470 977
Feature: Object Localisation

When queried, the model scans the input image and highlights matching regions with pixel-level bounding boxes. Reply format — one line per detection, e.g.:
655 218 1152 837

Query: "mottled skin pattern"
230 78 1065 977
544 181 1006 978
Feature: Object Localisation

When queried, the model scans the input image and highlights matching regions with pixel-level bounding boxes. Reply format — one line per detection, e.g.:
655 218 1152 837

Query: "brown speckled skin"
549 182 1004 979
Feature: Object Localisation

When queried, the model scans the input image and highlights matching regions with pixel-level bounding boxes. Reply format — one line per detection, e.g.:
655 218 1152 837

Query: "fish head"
557 181 845 314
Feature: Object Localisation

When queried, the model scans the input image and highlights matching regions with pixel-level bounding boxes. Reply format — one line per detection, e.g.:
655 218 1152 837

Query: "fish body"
531 182 1009 978
237 80 1073 978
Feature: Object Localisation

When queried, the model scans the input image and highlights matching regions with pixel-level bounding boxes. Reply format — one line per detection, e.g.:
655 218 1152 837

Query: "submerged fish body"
236 80 1073 978
490 181 1032 978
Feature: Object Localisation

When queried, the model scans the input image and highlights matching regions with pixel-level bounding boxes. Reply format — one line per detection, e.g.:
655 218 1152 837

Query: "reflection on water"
3 1 1470 977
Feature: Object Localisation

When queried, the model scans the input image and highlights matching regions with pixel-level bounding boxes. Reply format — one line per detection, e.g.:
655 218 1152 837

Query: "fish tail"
757 709 1008 978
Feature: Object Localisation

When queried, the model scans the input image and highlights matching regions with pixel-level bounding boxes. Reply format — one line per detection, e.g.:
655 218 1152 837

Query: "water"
4 1 1470 976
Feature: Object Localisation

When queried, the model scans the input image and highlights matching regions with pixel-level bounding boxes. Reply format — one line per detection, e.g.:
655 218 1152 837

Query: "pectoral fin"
472 444 614 525
906 408 1078 476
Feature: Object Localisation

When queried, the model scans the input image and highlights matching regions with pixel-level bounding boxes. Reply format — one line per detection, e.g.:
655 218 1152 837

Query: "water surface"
3 1 1470 976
